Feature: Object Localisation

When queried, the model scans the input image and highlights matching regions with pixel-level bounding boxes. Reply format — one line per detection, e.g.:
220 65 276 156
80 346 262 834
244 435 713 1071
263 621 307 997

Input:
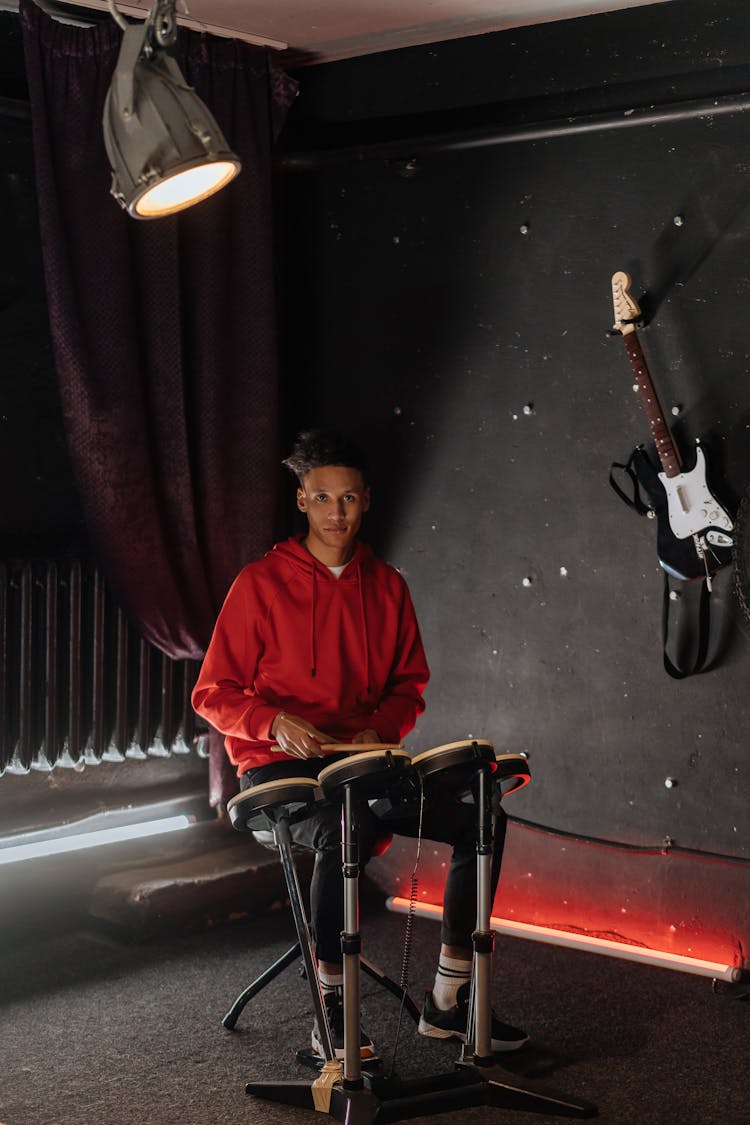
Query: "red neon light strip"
386 897 742 983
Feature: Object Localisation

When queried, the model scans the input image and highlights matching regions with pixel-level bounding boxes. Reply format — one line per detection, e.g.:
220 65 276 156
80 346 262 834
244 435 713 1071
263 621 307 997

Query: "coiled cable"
387 774 425 1077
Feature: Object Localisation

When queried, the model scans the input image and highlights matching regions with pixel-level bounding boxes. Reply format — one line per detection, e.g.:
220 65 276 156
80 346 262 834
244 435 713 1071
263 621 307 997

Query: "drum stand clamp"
241 747 598 1122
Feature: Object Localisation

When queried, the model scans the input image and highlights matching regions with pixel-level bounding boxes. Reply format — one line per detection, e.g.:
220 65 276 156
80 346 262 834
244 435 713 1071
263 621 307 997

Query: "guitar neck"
623 332 682 477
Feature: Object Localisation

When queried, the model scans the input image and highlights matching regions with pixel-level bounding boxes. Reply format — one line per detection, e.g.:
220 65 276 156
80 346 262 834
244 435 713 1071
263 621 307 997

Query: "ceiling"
32 0 670 64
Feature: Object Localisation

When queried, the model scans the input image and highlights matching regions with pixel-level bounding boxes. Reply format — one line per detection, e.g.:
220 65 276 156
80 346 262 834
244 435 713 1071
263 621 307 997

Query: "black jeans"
241 756 507 965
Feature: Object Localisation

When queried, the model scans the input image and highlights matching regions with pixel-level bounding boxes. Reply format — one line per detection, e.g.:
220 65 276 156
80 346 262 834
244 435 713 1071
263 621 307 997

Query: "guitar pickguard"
658 446 734 539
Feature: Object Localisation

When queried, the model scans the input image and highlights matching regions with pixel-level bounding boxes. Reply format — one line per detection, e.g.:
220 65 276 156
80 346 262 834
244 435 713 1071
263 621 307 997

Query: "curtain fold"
20 0 297 804
19 0 296 663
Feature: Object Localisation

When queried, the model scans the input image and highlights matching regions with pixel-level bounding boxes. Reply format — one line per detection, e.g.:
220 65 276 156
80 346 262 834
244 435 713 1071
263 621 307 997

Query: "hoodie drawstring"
357 567 370 697
310 566 317 677
307 557 370 696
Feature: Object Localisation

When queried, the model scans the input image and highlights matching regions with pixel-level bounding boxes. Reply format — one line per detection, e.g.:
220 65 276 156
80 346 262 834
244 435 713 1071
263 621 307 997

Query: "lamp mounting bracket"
106 0 178 51
145 0 178 50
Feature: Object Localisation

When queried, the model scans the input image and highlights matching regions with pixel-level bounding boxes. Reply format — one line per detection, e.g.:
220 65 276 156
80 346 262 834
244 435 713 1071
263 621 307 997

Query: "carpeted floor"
1 893 748 1125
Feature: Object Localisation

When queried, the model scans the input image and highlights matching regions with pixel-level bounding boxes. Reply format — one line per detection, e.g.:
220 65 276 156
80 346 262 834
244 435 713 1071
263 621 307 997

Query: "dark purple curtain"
20 0 297 802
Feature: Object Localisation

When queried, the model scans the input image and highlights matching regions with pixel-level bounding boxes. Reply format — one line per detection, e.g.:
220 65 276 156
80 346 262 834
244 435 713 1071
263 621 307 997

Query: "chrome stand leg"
341 783 364 1086
470 764 496 1064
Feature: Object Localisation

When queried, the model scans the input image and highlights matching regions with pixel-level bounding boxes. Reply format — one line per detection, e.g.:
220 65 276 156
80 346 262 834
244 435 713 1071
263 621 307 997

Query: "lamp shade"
103 22 241 219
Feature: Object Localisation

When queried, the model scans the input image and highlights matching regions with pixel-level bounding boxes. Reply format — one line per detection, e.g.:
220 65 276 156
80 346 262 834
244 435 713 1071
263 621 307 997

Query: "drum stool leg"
225 815 337 1062
222 940 302 1030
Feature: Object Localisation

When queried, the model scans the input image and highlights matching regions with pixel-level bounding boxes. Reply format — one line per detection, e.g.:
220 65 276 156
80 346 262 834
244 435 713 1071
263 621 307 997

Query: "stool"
226 777 337 1062
223 769 420 1044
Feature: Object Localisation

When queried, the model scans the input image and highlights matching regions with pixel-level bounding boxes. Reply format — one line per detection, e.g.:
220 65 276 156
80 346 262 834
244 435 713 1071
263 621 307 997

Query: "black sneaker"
311 986 376 1061
418 982 529 1052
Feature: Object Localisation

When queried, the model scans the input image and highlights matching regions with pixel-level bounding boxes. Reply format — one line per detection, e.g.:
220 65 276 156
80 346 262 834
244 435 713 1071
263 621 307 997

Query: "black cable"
733 483 750 632
387 775 425 1078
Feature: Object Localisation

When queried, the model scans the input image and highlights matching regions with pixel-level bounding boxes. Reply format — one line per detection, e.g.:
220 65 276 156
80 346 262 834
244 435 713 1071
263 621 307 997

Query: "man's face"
297 465 371 562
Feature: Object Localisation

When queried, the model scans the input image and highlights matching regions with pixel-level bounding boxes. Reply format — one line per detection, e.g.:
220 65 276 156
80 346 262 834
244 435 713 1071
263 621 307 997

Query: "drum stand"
245 761 597 1122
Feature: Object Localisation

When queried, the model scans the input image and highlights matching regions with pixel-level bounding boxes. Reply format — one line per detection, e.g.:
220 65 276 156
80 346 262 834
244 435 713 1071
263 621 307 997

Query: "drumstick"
319 742 403 754
268 713 336 751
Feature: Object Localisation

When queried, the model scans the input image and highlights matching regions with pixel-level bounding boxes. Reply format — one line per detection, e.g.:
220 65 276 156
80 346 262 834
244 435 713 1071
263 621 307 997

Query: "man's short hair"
282 429 369 483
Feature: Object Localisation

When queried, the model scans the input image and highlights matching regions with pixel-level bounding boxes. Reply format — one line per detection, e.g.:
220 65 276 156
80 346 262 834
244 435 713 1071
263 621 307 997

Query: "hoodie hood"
269 535 374 577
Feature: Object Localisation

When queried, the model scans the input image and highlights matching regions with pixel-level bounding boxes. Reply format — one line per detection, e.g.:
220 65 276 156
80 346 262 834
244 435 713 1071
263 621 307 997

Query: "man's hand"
271 712 334 758
351 729 381 744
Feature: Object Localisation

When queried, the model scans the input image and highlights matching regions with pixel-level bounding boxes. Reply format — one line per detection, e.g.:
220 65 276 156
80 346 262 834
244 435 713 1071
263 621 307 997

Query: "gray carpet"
1 895 747 1125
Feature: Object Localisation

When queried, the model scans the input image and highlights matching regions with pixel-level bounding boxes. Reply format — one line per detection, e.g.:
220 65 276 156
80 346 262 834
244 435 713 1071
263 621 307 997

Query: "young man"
192 429 527 1060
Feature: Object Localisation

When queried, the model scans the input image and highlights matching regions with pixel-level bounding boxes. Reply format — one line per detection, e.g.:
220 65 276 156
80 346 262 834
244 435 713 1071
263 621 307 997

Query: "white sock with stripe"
318 966 344 1000
432 955 471 1011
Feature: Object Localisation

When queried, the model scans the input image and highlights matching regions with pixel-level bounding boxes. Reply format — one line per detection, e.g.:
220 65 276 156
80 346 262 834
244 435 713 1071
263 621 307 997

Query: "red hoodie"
191 536 430 775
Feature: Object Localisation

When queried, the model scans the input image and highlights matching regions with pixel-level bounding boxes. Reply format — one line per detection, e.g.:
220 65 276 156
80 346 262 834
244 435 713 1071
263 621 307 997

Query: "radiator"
0 560 205 776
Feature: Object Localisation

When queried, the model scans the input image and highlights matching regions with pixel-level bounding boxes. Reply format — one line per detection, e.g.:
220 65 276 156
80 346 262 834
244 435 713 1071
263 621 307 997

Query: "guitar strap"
608 454 652 516
610 449 713 679
661 571 711 680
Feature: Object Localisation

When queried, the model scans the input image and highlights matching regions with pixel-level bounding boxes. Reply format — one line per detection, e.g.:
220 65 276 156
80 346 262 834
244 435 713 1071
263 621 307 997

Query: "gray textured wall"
277 0 750 957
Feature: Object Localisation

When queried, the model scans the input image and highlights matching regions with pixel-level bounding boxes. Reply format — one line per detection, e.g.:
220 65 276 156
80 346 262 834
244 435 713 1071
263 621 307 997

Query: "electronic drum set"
226 738 597 1122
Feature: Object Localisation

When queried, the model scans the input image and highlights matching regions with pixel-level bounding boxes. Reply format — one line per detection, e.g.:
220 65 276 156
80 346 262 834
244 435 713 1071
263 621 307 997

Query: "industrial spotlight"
103 0 241 219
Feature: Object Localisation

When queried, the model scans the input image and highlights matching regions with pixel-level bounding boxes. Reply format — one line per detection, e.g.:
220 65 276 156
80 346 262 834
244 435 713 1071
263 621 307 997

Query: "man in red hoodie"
192 430 527 1062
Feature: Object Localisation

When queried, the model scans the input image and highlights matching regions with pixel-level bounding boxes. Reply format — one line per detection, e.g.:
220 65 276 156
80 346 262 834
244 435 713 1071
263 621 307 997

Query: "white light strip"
0 815 192 866
386 897 743 983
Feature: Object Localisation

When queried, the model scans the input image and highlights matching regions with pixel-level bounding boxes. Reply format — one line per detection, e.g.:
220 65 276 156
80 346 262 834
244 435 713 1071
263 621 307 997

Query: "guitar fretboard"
623 333 681 478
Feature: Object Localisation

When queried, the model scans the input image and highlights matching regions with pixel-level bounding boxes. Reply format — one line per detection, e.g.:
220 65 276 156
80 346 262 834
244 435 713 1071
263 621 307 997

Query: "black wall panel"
279 1 750 864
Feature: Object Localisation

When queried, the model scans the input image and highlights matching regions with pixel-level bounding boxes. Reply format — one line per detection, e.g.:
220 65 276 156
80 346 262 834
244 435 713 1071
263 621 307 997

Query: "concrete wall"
277 0 750 966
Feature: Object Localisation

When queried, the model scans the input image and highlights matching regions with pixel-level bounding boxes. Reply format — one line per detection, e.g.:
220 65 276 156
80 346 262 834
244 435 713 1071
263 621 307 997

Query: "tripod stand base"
246 1057 597 1122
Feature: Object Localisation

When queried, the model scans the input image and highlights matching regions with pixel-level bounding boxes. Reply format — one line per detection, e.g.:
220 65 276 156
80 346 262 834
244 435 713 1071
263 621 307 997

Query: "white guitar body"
658 445 734 540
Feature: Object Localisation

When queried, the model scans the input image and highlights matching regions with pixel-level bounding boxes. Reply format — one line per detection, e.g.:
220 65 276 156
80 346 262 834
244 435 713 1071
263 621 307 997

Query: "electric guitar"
610 271 733 584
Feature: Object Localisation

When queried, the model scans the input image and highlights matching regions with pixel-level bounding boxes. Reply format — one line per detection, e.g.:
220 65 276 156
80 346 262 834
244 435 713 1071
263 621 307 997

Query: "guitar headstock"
611 271 641 336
